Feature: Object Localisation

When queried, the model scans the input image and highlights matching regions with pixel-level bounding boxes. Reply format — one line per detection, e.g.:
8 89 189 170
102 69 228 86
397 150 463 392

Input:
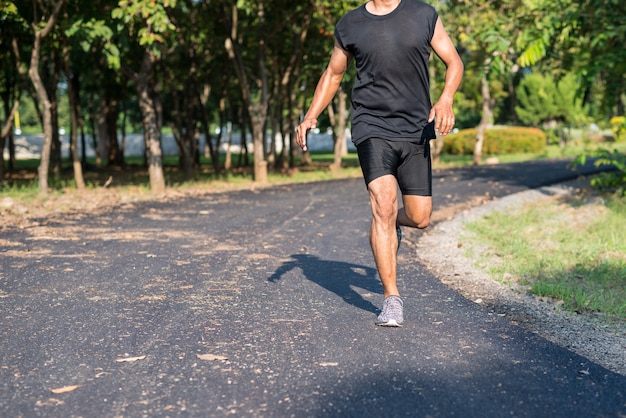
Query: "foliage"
571 148 626 196
65 18 119 69
111 0 177 61
610 117 626 142
443 127 546 155
1 0 625 190
515 73 587 127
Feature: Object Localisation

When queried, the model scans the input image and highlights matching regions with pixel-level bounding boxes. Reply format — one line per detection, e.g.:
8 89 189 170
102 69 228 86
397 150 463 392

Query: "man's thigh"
367 174 400 215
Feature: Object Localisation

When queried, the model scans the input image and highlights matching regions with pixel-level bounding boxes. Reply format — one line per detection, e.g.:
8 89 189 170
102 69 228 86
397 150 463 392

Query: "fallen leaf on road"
136 295 166 301
196 354 228 361
50 385 79 394
115 355 147 363
318 362 339 367
36 398 65 406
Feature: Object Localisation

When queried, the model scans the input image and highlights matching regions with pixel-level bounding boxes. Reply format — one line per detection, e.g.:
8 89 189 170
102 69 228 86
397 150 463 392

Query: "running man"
296 0 464 326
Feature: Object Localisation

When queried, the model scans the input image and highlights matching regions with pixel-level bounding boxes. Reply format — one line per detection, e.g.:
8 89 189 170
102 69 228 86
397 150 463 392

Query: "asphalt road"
1 159 625 417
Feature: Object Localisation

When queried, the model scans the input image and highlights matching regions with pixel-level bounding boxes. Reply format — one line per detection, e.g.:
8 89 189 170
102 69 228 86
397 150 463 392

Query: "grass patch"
435 141 626 167
463 192 626 318
1 151 363 199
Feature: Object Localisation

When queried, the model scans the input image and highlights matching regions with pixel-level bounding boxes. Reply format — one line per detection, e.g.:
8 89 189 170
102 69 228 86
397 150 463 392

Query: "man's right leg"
367 175 405 327
356 138 407 326
367 174 401 299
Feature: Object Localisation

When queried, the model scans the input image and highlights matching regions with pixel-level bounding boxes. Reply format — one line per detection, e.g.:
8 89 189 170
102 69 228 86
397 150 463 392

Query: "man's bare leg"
367 175 400 298
397 194 432 229
368 177 433 296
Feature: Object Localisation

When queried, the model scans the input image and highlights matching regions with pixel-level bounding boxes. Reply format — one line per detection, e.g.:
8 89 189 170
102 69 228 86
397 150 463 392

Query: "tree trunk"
167 77 194 181
428 59 446 165
50 79 62 178
223 97 233 172
119 99 127 163
136 51 165 193
171 123 194 180
28 40 52 194
28 10 60 195
237 107 249 168
224 3 268 182
106 97 122 166
474 72 493 166
198 84 219 174
1 100 19 183
328 86 348 174
249 107 268 183
61 40 85 189
86 92 101 167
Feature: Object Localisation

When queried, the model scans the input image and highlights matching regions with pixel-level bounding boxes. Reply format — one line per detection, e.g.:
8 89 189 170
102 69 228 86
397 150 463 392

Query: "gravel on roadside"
415 181 626 377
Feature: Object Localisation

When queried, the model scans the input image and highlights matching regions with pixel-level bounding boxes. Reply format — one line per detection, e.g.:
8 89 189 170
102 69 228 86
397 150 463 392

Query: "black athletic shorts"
356 138 432 196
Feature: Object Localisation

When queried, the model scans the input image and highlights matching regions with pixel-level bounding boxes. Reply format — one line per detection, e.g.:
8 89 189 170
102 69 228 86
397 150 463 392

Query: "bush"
571 148 626 196
442 127 547 155
515 73 588 127
610 116 626 142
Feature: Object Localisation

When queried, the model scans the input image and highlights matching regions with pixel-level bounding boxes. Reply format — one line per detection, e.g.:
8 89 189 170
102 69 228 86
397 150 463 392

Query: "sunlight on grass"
463 193 626 318
434 142 626 168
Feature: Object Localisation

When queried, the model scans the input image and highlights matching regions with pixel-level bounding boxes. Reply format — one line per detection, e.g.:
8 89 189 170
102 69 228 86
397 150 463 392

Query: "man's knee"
413 213 431 229
372 200 398 224
368 175 399 223
402 195 432 229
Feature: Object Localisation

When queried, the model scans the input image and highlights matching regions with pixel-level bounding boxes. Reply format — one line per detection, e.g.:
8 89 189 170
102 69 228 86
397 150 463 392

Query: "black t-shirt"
335 0 438 145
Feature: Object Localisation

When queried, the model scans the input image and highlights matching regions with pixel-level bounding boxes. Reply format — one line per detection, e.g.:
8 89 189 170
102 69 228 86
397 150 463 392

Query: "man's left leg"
397 194 432 230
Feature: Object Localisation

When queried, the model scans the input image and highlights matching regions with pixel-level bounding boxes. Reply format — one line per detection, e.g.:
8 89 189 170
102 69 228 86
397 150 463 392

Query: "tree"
112 0 177 193
442 0 532 164
223 0 271 183
516 0 626 115
25 0 64 194
0 1 24 182
264 0 316 170
57 5 119 188
516 73 587 127
309 0 361 173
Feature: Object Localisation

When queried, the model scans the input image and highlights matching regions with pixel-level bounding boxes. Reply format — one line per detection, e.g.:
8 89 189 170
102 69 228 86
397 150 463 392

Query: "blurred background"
1 0 624 192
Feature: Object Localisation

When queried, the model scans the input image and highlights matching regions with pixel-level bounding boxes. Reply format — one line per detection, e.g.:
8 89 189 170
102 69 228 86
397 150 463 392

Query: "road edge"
414 181 626 377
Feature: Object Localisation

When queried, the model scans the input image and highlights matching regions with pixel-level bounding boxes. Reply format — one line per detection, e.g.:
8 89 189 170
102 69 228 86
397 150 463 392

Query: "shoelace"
382 297 403 319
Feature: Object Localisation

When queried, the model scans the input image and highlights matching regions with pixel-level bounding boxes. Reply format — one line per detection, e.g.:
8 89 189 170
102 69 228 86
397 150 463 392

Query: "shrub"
610 116 626 142
515 73 588 127
442 127 547 155
571 148 626 196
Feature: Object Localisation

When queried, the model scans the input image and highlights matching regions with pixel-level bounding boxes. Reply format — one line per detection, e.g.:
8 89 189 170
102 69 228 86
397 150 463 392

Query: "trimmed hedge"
442 127 547 155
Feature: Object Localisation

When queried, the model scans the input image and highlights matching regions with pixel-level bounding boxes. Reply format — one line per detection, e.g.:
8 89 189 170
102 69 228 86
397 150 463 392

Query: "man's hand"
428 97 455 136
296 118 317 151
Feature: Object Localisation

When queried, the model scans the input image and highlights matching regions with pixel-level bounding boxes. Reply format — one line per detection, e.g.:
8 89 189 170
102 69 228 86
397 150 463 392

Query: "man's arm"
296 40 352 151
429 17 464 136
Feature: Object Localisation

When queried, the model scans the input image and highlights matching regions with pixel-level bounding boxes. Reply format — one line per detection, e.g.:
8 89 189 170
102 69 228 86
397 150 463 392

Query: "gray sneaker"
375 295 404 327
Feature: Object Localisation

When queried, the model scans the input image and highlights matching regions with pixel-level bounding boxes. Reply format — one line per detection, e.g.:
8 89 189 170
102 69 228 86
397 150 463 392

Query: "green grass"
463 193 626 318
1 151 364 198
436 141 626 167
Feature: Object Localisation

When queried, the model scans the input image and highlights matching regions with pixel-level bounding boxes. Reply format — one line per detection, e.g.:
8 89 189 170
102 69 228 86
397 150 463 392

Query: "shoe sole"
375 319 403 327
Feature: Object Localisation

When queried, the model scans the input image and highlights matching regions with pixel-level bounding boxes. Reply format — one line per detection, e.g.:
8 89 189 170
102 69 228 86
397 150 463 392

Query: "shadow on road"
433 159 603 190
268 254 382 314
